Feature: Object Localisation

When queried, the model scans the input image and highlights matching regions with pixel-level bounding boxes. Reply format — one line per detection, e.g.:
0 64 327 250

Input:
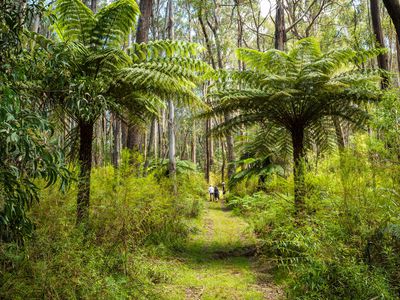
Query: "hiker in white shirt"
208 185 214 201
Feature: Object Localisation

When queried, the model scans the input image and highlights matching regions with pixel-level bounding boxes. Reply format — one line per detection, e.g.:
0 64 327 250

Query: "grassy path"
158 201 282 300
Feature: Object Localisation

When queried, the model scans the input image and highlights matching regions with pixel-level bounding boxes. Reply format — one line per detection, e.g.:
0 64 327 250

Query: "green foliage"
210 38 380 145
0 2 70 242
209 37 382 211
54 0 139 48
0 163 206 298
46 0 140 124
114 40 211 112
149 159 198 176
228 131 286 190
0 87 70 242
230 133 400 298
288 259 394 300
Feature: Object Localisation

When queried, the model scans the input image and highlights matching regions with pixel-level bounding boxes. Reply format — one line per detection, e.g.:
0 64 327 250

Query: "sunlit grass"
157 202 265 299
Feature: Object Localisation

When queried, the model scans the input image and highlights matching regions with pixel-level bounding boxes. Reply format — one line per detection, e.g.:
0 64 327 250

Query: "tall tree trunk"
77 120 94 224
127 125 141 151
112 114 121 167
136 0 153 43
198 9 213 182
168 100 176 177
121 120 128 149
275 0 286 51
207 3 235 179
126 0 153 153
90 0 97 12
370 0 390 88
154 119 158 159
166 0 176 192
396 35 400 78
205 119 210 183
291 127 306 214
143 118 156 175
225 114 236 178
191 121 197 164
198 8 216 69
93 117 104 167
209 122 214 167
137 0 154 173
220 139 226 183
159 109 166 159
333 116 346 152
382 0 400 41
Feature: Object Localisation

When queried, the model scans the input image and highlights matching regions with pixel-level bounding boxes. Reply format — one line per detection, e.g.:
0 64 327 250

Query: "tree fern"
54 0 139 49
207 37 382 214
91 0 139 48
114 40 212 108
54 0 95 44
41 0 210 223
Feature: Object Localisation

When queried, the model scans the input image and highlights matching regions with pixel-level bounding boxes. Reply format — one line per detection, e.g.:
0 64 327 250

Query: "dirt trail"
159 201 283 300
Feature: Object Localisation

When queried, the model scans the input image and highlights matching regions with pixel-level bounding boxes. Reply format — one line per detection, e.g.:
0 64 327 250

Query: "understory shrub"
231 134 400 299
0 164 205 299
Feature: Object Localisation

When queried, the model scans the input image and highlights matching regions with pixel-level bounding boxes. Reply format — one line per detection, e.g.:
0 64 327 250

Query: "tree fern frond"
288 37 322 61
129 40 205 62
92 0 139 48
148 57 212 73
354 48 388 65
117 66 201 106
132 61 199 84
209 113 264 137
118 91 164 122
26 31 54 50
236 47 291 73
211 37 382 171
54 0 95 44
84 48 131 75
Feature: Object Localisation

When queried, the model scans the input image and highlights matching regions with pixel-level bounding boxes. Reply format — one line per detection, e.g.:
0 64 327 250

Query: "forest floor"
156 201 284 300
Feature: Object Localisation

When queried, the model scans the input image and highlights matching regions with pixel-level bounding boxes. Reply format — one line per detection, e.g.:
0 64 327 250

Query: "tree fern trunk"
292 127 306 215
77 120 94 225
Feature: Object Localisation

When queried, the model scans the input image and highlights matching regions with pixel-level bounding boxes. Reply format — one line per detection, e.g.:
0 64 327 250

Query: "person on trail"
214 186 220 201
208 185 214 201
222 182 226 195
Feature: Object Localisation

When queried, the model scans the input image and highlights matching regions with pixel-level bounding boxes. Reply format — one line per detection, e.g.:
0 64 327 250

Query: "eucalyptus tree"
209 38 381 214
370 0 390 88
50 0 209 223
0 1 69 241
